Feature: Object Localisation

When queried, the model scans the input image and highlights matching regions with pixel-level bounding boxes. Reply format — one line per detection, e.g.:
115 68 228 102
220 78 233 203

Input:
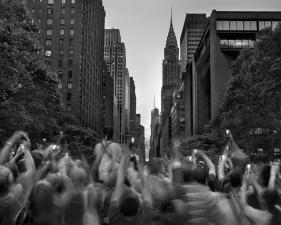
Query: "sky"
103 0 281 141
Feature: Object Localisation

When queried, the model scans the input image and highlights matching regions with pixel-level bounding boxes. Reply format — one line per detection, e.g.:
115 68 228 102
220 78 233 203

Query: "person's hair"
29 182 55 216
31 151 44 169
69 166 88 187
103 127 113 140
119 189 140 216
191 166 208 184
229 170 242 188
182 160 194 183
0 166 12 195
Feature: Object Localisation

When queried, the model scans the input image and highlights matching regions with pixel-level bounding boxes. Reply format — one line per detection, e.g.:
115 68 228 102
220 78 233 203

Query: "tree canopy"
219 24 281 157
0 1 99 159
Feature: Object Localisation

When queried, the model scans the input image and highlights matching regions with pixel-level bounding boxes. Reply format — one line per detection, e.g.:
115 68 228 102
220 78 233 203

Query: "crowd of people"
0 128 281 225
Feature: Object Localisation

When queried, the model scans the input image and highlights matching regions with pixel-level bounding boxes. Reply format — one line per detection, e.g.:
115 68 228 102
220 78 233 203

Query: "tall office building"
102 62 113 130
171 87 185 139
180 14 206 136
129 77 136 131
150 107 160 158
184 10 281 135
21 0 105 135
104 29 129 143
160 14 181 156
180 14 207 72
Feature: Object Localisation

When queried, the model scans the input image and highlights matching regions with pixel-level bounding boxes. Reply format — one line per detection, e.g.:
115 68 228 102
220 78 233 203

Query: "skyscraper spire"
166 8 177 48
153 93 155 109
170 6 173 26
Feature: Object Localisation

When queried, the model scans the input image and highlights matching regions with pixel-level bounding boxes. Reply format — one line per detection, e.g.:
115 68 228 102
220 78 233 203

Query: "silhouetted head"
120 189 140 216
229 170 242 188
29 181 55 215
192 166 208 185
103 127 113 141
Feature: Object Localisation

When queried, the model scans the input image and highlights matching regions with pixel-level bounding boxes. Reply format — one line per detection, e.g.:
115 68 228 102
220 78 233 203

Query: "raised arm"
111 147 129 202
196 150 216 176
17 140 36 204
0 131 26 165
268 162 279 189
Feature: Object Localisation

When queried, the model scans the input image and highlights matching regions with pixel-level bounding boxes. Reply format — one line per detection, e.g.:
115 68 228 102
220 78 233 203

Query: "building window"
250 21 257 30
59 49 64 56
46 40 52 46
58 83 62 89
67 83 73 89
69 29 74 36
39 8 42 13
69 49 74 55
244 21 251 30
47 18 53 25
48 0 54 4
58 60 63 67
47 8 53 15
60 28 64 35
45 60 51 66
237 21 243 30
59 39 64 45
46 29 52 35
31 8 35 14
62 0 65 4
68 71 73 78
69 38 74 45
70 18 75 25
61 8 65 15
70 8 75 14
71 0 75 4
45 50 52 57
230 21 237 30
68 59 73 66
67 93 72 101
58 71 63 79
60 19 65 25
222 20 229 30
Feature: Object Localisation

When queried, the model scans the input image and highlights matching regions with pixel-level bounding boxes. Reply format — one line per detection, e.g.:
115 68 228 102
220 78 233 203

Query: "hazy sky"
103 0 281 139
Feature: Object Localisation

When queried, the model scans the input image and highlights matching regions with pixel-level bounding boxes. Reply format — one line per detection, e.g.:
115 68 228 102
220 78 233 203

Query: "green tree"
0 1 99 162
0 0 67 141
219 24 281 157
179 132 226 162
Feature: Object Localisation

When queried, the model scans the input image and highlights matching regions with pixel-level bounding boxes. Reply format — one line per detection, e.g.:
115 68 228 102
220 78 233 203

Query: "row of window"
25 0 75 4
217 20 281 31
45 49 74 57
46 59 73 67
46 28 74 36
46 18 75 25
220 39 255 48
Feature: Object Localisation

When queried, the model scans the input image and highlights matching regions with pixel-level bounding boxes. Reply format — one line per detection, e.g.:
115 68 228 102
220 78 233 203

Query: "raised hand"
9 130 28 145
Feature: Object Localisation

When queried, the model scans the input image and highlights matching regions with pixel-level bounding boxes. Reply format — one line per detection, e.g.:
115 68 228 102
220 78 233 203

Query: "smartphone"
221 154 226 161
246 164 251 178
226 145 230 151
